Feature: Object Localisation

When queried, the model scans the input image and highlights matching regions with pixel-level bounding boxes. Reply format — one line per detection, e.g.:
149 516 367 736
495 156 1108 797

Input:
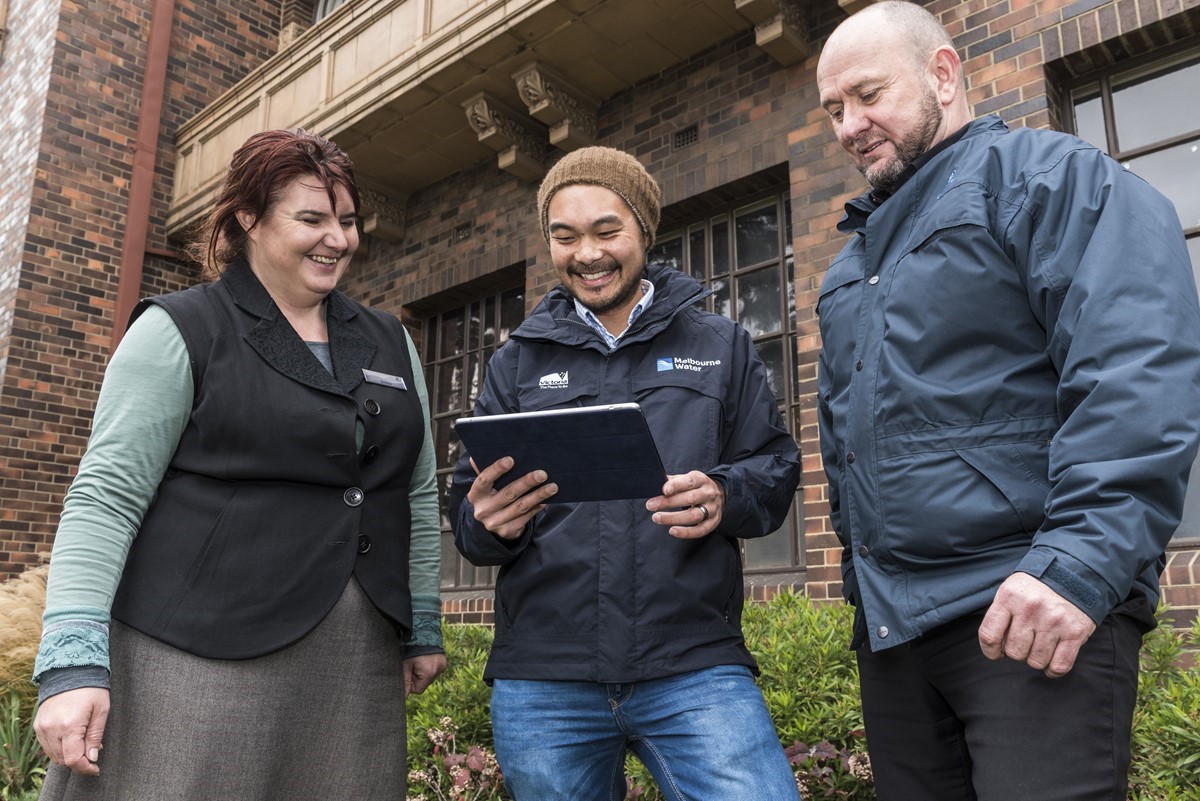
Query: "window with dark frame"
1065 47 1200 539
314 0 348 22
422 283 526 590
646 190 803 574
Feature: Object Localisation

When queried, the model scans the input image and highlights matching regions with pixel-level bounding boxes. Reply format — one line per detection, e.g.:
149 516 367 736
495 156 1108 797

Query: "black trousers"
856 608 1143 801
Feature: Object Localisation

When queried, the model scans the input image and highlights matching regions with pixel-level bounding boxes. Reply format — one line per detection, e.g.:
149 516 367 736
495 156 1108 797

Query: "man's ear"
929 44 963 106
235 210 257 233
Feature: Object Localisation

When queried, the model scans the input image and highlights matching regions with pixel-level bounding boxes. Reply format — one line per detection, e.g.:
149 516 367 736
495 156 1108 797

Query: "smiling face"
239 176 359 309
547 183 648 333
817 9 968 193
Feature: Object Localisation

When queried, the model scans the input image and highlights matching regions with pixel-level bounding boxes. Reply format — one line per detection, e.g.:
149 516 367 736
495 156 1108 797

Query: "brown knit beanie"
537 146 662 249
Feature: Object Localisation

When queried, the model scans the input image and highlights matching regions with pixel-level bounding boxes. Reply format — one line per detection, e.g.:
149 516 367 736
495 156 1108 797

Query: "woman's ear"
235 210 257 233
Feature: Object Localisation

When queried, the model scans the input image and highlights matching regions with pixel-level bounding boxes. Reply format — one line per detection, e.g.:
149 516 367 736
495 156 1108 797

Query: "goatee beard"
863 91 944 193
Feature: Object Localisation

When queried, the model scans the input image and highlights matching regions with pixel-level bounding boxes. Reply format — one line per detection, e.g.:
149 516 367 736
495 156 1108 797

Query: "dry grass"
0 563 48 711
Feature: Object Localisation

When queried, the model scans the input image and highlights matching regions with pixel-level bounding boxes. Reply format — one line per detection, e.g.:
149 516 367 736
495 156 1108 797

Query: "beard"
860 88 944 193
570 258 645 317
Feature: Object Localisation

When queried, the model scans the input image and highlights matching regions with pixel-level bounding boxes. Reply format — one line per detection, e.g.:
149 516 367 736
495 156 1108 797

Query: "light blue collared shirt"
573 279 655 350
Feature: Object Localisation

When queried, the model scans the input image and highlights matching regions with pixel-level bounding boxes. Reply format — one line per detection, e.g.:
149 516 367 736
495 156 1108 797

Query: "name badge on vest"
362 368 408 390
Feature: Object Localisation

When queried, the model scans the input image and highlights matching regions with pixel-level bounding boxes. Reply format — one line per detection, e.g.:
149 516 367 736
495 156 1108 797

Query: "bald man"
814 2 1200 800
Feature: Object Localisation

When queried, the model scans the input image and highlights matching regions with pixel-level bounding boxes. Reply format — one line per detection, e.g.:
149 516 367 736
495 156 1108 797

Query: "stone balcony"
165 0 814 242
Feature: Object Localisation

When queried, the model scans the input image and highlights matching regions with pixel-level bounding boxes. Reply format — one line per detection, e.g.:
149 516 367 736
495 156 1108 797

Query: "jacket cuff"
1014 547 1118 625
707 471 751 539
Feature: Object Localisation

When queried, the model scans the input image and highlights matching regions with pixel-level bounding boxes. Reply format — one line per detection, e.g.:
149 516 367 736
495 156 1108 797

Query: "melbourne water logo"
657 356 721 373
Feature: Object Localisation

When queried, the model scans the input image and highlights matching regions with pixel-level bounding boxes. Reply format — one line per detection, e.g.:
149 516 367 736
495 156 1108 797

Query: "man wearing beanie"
449 146 801 800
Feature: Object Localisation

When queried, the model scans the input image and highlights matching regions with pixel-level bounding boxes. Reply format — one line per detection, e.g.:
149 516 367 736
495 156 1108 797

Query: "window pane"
423 319 435 362
786 257 796 333
711 277 731 319
439 475 453 530
711 218 730 277
1112 58 1200 151
468 300 481 351
744 505 797 568
500 287 525 341
315 0 348 22
737 268 783 336
1120 140 1200 232
1072 86 1106 150
436 361 462 414
483 296 498 347
440 531 457 584
688 227 707 280
647 235 683 273
435 416 460 468
440 308 464 358
735 202 780 269
466 352 482 408
755 338 785 401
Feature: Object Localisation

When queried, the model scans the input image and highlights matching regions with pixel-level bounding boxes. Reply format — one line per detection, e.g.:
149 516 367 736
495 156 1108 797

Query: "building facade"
2 0 1198 627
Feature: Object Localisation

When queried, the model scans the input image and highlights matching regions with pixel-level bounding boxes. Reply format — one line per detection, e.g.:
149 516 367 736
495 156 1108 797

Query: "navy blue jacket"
450 266 800 682
817 116 1200 652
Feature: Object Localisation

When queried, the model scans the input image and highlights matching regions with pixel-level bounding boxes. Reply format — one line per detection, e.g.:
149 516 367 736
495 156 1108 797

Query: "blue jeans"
489 665 800 801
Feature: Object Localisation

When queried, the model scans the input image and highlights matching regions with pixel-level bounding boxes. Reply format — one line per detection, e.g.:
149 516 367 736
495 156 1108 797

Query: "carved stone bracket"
462 92 548 182
359 188 406 244
734 0 810 66
512 62 599 152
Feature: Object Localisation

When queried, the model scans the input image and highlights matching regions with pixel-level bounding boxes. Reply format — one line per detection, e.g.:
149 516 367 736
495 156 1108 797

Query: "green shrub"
1129 613 1200 801
1 690 45 800
746 593 872 800
409 593 873 800
410 594 1200 801
1 565 48 800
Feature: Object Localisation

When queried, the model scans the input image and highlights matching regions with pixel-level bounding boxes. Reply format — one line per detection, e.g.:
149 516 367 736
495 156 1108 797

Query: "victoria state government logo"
538 371 569 389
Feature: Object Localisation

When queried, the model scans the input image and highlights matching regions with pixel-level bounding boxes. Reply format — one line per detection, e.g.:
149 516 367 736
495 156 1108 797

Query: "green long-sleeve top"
34 305 442 698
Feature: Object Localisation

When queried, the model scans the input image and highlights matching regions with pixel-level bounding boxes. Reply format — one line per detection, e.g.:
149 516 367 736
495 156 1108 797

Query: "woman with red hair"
33 128 444 800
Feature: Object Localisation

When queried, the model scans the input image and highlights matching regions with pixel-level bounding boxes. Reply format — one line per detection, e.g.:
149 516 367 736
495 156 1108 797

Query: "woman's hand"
34 687 111 776
403 653 448 696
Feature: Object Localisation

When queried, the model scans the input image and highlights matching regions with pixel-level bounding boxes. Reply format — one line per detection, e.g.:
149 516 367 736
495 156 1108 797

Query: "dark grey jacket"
450 266 800 682
817 116 1200 652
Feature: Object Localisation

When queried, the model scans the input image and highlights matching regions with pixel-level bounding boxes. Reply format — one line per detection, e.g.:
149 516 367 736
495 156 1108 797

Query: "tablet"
453 403 667 503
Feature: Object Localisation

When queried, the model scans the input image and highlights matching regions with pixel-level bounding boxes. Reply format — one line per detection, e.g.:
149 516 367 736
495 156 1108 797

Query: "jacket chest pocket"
632 371 724 472
817 254 865 405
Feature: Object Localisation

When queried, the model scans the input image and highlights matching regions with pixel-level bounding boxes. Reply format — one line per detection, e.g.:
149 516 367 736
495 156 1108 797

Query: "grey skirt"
40 577 407 801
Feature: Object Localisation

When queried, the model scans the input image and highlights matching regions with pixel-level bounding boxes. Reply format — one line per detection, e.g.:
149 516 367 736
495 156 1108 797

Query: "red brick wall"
373 1 1200 626
4 0 1198 632
0 0 283 576
0 0 61 567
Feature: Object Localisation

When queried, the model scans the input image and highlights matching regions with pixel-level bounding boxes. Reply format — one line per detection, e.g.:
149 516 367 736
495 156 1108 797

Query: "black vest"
111 261 424 659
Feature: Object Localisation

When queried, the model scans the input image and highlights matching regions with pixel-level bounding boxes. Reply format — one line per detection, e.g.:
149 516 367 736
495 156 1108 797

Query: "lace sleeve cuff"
403 608 443 651
33 620 110 684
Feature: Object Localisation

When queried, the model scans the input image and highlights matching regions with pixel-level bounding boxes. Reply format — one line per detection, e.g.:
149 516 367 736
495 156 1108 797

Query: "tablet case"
453 403 667 503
